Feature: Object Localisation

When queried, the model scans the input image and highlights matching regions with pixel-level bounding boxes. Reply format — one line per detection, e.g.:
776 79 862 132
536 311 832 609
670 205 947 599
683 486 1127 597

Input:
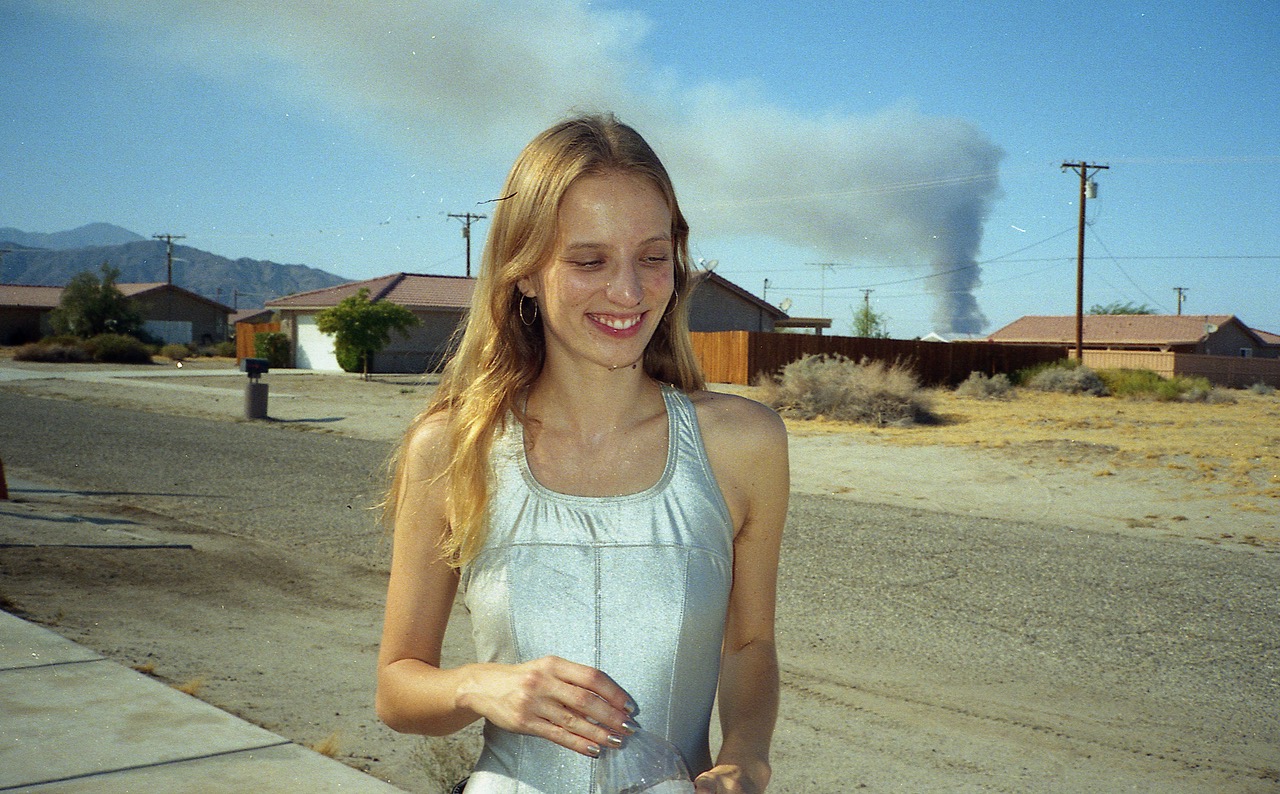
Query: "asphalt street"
2 391 1277 791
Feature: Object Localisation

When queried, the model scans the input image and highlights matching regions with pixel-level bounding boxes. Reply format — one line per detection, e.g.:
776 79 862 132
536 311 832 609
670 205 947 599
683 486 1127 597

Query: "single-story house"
120 283 231 345
0 282 231 345
0 285 63 344
988 314 1277 358
267 269 789 373
266 273 475 373
689 271 789 332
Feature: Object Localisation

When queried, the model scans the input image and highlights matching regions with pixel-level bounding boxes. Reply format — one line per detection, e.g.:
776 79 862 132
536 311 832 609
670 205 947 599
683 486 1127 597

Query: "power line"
1086 224 1169 312
805 263 854 315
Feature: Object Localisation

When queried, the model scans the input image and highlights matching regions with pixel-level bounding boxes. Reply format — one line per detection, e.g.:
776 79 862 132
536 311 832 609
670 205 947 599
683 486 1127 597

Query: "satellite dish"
1204 323 1219 334
697 258 719 272
779 298 793 312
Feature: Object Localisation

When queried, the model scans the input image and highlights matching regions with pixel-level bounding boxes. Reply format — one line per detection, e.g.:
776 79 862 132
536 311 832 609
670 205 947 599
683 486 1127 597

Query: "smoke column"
42 0 1004 333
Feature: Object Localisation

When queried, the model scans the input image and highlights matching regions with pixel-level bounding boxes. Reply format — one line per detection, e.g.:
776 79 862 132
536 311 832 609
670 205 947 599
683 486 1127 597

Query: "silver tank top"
460 385 734 793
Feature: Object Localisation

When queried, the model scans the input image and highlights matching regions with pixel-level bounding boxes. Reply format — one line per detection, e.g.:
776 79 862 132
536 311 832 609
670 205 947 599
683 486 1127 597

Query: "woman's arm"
375 415 636 756
695 394 789 792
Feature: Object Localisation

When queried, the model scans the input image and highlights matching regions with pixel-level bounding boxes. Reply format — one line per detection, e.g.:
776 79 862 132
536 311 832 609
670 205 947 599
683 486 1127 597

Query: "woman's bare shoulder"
401 409 454 474
687 389 787 449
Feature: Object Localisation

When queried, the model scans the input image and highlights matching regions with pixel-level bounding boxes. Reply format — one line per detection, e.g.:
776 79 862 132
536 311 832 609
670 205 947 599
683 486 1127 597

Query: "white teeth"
592 314 641 330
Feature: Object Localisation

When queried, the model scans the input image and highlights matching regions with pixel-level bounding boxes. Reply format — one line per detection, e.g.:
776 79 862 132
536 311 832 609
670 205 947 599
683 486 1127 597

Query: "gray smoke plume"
652 97 1003 335
43 0 1004 333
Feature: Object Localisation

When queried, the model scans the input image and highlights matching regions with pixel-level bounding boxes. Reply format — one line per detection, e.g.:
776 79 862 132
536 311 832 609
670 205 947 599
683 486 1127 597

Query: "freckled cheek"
643 268 676 300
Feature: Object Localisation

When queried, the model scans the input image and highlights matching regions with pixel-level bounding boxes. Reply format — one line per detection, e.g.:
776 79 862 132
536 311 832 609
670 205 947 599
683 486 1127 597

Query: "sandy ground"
2 358 1277 792
5 358 1275 545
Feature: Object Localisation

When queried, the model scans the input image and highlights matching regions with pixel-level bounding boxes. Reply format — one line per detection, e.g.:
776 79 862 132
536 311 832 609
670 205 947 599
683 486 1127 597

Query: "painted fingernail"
606 734 624 748
586 744 602 758
621 720 640 735
624 698 638 715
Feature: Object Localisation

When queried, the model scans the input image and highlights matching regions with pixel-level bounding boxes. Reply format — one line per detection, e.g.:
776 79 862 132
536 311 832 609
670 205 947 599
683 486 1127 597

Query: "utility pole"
1173 287 1188 315
1060 162 1108 360
447 213 486 277
152 233 185 285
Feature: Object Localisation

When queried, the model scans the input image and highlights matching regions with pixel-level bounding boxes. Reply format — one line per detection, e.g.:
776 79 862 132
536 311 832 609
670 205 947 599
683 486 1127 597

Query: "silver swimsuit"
461 385 734 793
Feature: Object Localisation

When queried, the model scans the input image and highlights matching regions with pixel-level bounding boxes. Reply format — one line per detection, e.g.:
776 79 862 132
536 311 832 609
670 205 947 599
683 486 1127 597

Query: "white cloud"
37 0 1005 331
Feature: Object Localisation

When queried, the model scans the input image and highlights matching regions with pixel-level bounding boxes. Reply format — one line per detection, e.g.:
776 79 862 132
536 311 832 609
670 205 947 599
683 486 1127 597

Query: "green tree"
49 262 144 339
850 303 891 338
1088 300 1155 315
315 288 419 379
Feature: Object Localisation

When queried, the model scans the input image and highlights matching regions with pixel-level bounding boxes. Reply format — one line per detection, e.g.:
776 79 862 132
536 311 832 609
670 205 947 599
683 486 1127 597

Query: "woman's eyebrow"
561 234 672 252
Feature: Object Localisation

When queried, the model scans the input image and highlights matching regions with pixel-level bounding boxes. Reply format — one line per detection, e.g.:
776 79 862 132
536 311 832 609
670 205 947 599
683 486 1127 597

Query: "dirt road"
1 364 1277 792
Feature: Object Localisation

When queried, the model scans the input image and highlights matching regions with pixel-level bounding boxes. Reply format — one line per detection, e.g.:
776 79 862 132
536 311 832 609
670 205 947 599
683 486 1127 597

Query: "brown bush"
756 354 936 426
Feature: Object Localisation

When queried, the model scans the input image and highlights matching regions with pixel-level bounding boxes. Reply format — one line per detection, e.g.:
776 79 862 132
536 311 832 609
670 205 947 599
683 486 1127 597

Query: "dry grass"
775 386 1280 499
174 676 206 697
308 731 343 758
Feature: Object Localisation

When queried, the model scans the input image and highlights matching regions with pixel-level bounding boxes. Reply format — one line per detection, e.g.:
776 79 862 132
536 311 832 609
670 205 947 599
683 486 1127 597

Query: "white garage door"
294 314 341 371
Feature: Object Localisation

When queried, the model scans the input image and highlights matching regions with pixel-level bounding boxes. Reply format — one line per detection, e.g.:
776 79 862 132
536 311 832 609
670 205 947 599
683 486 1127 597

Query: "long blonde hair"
386 114 705 566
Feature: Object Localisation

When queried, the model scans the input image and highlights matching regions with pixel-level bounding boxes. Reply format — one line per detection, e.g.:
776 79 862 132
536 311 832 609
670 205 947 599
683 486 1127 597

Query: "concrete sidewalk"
0 482 404 793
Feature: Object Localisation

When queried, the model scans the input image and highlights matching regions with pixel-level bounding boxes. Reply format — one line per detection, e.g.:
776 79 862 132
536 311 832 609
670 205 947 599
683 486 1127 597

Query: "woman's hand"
458 656 636 757
694 762 769 793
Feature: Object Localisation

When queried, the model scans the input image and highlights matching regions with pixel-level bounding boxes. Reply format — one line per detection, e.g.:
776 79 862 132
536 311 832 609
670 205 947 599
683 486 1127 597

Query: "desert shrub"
955 371 1014 400
12 341 90 363
1098 368 1223 402
41 334 83 347
1193 387 1237 405
82 333 152 364
160 343 191 361
254 332 291 368
757 354 935 426
200 340 237 358
1247 381 1276 396
1100 368 1172 399
1026 363 1108 396
1012 357 1081 386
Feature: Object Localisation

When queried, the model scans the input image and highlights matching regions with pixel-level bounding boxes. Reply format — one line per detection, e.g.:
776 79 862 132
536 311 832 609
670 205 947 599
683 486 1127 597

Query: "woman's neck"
525 363 663 439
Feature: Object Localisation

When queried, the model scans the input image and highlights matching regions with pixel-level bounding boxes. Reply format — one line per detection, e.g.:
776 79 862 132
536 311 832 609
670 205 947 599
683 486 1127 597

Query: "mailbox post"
241 357 270 419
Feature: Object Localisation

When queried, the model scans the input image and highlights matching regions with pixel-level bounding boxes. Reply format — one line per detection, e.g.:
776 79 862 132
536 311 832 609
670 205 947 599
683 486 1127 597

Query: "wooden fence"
690 331 1068 387
234 322 281 363
1080 350 1280 388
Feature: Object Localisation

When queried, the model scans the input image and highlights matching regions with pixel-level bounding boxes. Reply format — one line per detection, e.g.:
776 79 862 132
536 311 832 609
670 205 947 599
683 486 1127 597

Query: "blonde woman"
377 114 788 793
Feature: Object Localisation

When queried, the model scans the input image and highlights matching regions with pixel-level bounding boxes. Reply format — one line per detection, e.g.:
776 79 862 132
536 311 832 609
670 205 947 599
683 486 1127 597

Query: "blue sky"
3 1 1277 337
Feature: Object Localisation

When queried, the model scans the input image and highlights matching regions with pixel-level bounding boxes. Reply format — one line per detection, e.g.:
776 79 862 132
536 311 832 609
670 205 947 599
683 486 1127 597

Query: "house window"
1240 348 1253 358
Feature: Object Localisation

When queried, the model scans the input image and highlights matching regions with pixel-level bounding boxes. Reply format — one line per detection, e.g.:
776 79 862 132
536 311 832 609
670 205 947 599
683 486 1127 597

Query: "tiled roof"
989 314 1243 345
0 282 230 312
266 273 475 310
1254 328 1280 346
231 308 276 325
118 282 170 297
0 284 64 309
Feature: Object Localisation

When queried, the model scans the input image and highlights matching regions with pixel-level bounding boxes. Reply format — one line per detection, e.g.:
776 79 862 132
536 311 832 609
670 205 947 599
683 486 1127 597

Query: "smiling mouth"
588 313 644 331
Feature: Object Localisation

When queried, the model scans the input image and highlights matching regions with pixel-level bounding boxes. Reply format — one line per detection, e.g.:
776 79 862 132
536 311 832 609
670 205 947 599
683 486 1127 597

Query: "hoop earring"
663 292 679 318
519 295 539 326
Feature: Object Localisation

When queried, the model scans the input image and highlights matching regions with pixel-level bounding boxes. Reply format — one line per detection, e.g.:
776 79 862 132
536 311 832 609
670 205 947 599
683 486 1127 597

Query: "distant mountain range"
0 223 350 309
